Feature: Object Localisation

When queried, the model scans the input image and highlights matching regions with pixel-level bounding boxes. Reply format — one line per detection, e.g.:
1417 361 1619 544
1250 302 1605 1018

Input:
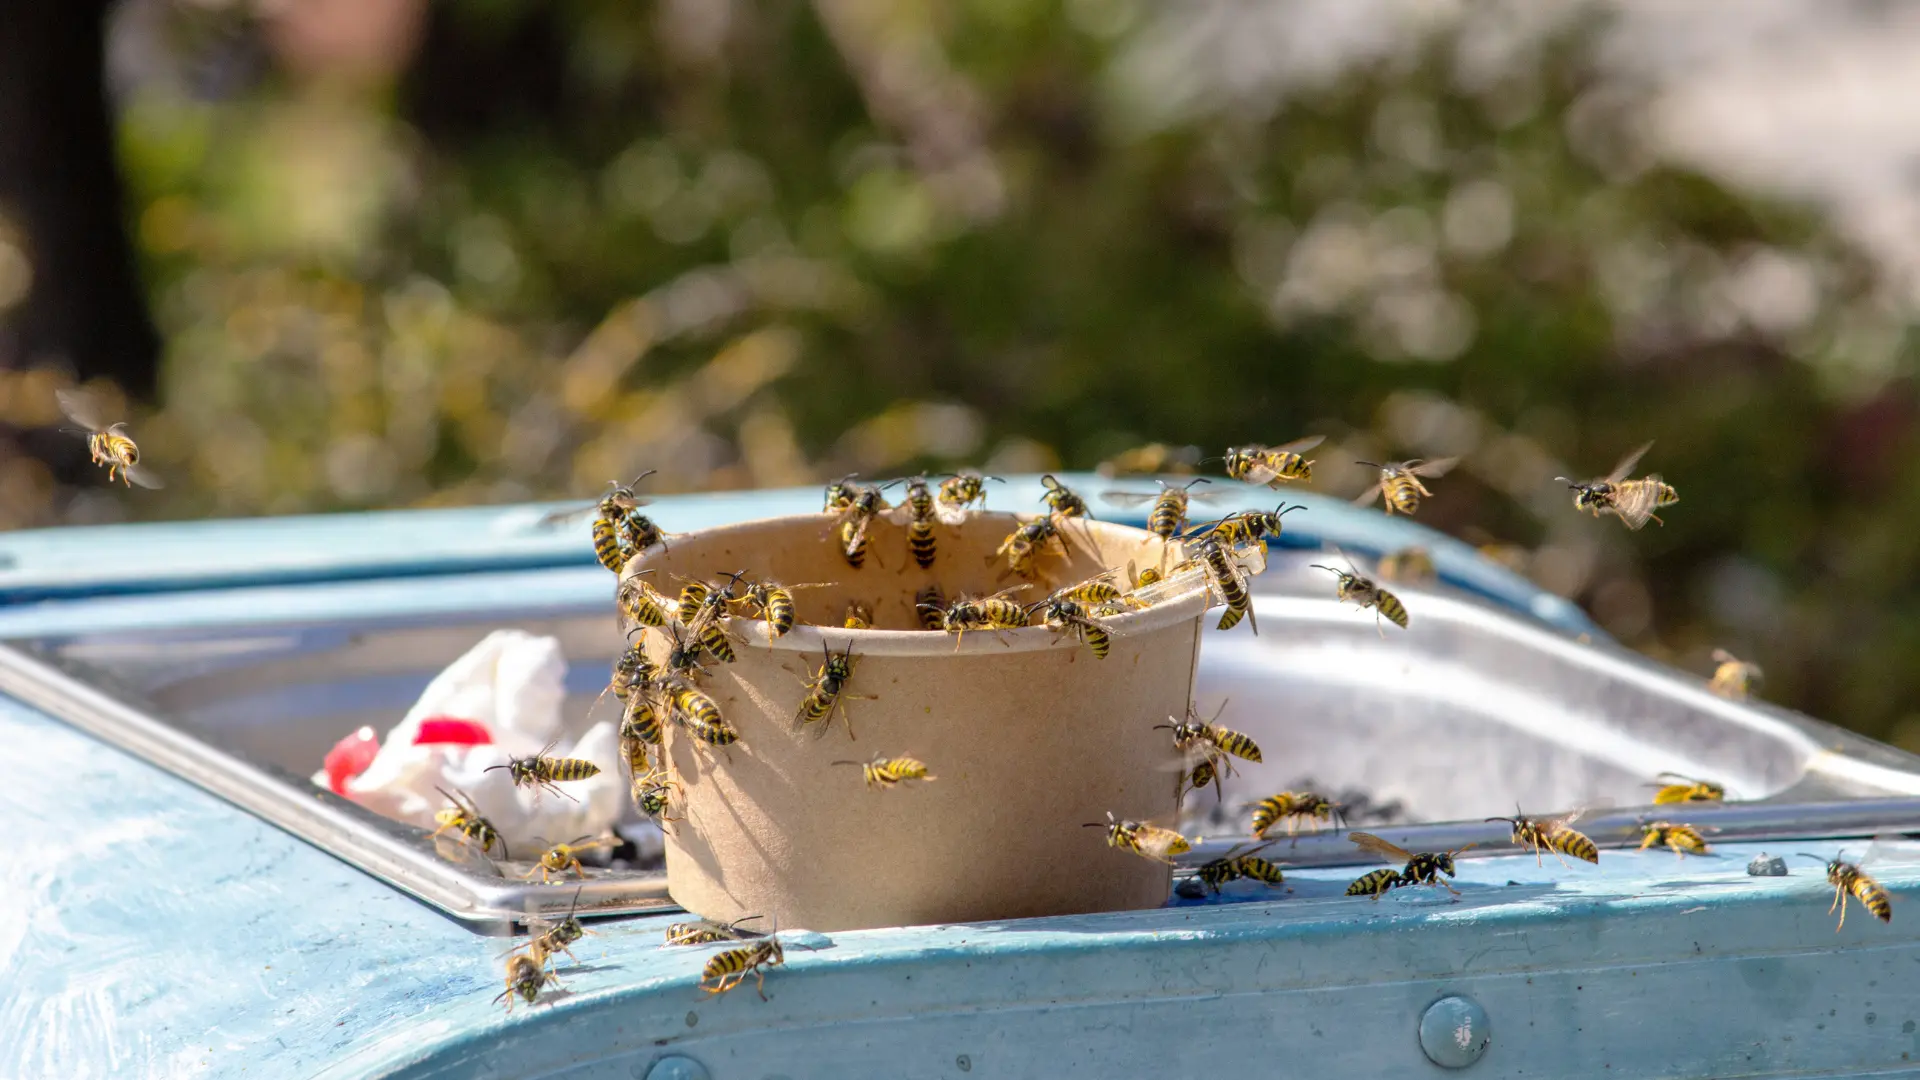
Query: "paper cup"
626 510 1209 931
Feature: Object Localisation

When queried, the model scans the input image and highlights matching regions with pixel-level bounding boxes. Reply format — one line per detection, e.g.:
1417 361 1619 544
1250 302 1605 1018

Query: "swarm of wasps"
453 431 1883 1014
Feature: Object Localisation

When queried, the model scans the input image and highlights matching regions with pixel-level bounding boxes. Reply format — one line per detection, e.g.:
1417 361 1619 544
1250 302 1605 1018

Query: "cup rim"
628 511 1213 656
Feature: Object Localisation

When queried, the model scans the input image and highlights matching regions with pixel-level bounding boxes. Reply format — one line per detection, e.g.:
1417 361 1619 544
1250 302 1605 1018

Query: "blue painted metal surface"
22 483 1920 1079
7 690 1920 1080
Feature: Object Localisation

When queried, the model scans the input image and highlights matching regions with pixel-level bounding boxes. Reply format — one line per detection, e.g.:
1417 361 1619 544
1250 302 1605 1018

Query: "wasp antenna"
830 760 861 768
1355 460 1382 468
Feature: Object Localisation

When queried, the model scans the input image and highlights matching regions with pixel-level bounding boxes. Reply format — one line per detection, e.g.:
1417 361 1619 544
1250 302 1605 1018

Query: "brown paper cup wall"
626 511 1209 932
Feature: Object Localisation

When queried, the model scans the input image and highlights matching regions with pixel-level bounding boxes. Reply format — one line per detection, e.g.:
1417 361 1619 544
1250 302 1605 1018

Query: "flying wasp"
1353 458 1459 517
664 916 766 947
924 584 1032 648
834 753 935 790
936 471 1000 520
1800 852 1892 931
1311 552 1409 635
700 937 786 1000
1637 820 1714 859
1223 436 1325 488
731 577 828 641
540 470 659 573
521 835 618 884
1375 546 1437 585
495 951 561 1012
1556 440 1679 530
1189 503 1302 552
1103 478 1221 541
1486 806 1598 867
914 583 948 630
1086 811 1192 864
430 786 509 862
1250 791 1345 841
1029 594 1113 659
1650 772 1725 804
1192 841 1287 895
899 475 942 568
485 739 602 802
56 387 162 489
1708 649 1762 701
1096 442 1201 478
1193 536 1258 633
1156 701 1263 766
1345 831 1476 898
796 640 874 739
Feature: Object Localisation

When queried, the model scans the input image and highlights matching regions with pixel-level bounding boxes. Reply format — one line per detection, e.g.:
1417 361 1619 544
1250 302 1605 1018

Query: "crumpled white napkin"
316 629 624 855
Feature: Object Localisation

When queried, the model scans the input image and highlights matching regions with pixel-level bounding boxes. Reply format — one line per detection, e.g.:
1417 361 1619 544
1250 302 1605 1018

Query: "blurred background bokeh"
1 0 1917 743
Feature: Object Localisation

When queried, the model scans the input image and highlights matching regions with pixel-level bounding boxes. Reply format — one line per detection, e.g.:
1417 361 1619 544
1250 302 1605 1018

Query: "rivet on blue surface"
1419 995 1491 1068
643 1054 711 1080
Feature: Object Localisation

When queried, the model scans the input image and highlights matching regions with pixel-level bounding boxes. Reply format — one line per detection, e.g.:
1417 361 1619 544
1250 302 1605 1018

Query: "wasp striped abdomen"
673 683 739 746
1345 869 1401 898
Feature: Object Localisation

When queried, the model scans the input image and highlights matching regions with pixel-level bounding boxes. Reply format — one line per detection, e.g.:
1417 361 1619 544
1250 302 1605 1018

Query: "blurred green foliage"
5 0 1920 743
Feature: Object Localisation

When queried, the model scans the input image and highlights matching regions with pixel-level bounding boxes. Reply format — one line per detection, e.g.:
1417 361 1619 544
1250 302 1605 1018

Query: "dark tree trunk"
0 0 160 399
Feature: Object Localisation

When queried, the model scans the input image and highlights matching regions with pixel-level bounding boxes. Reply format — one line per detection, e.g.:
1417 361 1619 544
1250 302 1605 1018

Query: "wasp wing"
123 462 166 490
537 502 597 528
1101 490 1159 508
1609 479 1665 530
54 387 106 432
1136 825 1193 861
1348 830 1413 865
434 829 504 874
1236 460 1282 487
1605 441 1655 483
1217 839 1281 862
1271 435 1326 455
1407 456 1460 479
1350 481 1385 508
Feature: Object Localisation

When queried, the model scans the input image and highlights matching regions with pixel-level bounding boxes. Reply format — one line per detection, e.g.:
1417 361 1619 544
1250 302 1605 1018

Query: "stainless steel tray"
10 548 1920 923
